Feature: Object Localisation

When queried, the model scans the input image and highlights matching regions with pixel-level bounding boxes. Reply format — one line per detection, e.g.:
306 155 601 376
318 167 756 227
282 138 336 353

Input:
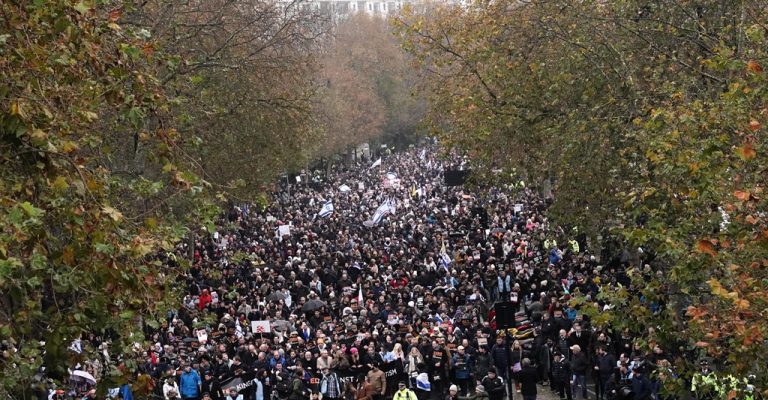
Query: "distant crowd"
51 145 744 400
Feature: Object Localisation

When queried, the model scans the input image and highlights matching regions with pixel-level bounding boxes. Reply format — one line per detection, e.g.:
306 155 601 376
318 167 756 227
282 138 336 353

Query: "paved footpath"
509 384 568 400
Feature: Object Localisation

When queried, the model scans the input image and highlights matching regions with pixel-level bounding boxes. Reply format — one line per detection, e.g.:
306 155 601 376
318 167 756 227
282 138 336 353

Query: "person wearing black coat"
201 370 222 400
569 345 589 400
489 337 510 381
473 347 492 382
511 359 538 400
539 313 557 342
631 368 653 400
593 346 616 400
480 368 505 400
551 353 571 400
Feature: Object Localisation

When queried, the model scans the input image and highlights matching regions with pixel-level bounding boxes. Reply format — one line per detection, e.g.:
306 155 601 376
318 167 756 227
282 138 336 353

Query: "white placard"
277 225 291 237
251 320 271 333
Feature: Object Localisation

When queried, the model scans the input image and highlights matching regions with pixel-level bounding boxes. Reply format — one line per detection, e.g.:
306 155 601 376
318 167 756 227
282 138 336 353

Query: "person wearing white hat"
446 385 459 400
569 344 589 400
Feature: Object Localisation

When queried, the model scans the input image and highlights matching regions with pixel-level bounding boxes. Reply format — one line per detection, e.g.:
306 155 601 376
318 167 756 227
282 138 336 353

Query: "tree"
314 13 425 161
395 0 767 389
126 0 328 199
0 1 212 396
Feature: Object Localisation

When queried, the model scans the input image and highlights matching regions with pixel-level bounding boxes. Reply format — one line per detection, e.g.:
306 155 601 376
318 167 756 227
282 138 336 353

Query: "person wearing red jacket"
198 289 212 311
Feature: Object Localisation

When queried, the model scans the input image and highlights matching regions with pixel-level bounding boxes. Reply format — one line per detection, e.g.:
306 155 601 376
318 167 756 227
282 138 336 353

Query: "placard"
251 320 271 333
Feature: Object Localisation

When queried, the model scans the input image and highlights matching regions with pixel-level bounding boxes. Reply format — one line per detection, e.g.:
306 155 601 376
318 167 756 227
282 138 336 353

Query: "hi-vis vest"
393 389 417 400
568 239 579 253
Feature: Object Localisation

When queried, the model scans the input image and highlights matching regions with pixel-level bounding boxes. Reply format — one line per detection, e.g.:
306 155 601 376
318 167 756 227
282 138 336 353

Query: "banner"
251 320 271 333
220 375 259 397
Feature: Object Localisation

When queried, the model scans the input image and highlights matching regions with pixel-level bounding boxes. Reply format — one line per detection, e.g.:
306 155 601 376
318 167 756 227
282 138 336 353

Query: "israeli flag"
416 373 431 391
439 240 451 272
371 199 394 224
318 200 334 218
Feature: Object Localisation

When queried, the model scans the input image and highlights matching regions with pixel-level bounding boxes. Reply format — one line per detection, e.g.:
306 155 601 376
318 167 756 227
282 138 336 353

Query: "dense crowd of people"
55 145 740 400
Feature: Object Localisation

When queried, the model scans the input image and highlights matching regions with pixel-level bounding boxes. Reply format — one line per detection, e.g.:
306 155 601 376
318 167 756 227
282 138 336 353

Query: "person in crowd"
450 346 472 395
368 364 387 400
320 366 343 400
569 345 588 400
551 352 571 400
356 375 377 400
512 358 538 400
445 385 459 400
180 364 202 400
47 146 725 400
164 377 181 400
225 388 244 400
479 368 504 400
393 381 418 400
593 345 615 400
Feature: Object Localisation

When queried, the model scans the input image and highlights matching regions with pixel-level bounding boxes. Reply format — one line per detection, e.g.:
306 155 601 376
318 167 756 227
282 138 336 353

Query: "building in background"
278 0 463 20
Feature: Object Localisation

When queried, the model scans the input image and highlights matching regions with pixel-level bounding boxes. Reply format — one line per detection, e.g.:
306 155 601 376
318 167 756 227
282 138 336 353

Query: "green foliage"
395 0 768 388
127 0 328 199
0 1 211 396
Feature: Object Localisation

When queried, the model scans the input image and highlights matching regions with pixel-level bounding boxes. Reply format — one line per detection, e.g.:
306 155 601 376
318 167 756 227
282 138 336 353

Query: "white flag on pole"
369 158 382 169
358 286 364 303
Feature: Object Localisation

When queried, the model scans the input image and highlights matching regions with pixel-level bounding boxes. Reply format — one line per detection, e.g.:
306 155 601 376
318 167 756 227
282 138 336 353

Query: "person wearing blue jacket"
179 364 202 400
451 346 473 396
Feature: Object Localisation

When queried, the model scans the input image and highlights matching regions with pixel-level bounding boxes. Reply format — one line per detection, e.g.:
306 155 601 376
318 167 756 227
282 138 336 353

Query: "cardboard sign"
251 320 271 333
196 329 208 343
277 225 291 238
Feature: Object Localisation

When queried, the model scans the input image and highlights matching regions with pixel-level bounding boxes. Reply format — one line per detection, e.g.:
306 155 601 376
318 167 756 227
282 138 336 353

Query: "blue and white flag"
416 373 431 391
318 200 334 218
439 240 451 272
370 199 395 225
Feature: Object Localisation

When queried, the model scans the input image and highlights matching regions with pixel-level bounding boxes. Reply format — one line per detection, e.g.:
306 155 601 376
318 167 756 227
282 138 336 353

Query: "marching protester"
47 143 756 400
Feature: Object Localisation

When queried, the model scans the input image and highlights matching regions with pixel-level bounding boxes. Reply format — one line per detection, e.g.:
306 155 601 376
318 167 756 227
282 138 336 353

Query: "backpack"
276 377 292 395
288 377 307 400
